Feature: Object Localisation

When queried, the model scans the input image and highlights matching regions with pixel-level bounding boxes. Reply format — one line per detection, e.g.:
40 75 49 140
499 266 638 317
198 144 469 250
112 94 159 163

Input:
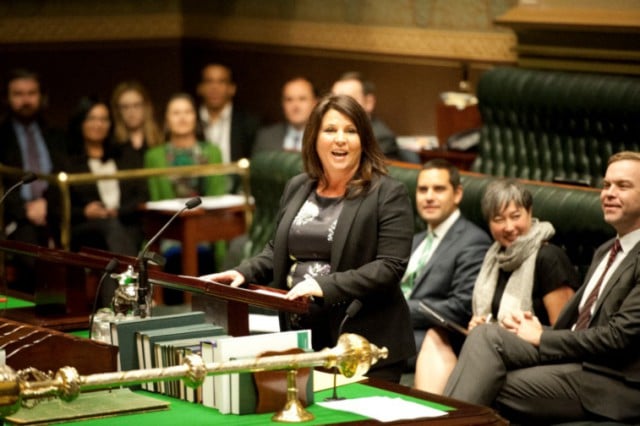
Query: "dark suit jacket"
371 117 400 160
230 107 260 161
252 122 288 156
407 216 491 329
0 117 68 239
235 173 416 367
540 237 640 420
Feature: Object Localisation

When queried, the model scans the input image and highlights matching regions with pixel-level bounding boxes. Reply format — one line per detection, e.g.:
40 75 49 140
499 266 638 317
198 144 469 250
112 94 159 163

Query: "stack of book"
109 312 227 403
109 313 313 415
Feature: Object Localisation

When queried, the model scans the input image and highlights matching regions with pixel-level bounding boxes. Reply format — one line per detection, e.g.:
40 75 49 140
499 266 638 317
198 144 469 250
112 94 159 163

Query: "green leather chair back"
472 67 640 187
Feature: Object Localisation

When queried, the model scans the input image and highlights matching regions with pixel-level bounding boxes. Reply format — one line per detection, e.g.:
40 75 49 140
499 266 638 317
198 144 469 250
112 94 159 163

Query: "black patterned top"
287 191 344 289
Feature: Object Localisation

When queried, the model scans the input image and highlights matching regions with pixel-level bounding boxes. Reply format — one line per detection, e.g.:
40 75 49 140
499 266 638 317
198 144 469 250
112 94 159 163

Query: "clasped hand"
501 310 543 346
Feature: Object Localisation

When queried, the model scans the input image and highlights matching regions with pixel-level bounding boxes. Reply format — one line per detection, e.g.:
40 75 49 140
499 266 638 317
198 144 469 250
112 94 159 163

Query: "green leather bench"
471 67 640 187
245 151 614 280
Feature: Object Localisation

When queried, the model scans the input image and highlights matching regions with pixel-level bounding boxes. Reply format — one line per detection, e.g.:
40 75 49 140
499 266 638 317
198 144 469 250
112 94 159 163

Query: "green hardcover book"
110 311 206 372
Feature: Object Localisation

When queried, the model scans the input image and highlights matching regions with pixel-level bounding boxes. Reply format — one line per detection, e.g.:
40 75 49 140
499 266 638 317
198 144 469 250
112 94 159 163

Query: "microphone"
0 173 37 239
88 258 119 340
325 299 363 401
0 172 38 206
135 197 202 317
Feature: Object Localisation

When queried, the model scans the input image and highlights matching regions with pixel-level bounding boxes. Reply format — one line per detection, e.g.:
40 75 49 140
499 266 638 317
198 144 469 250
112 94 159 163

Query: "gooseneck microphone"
136 197 202 317
88 258 119 340
0 172 38 206
326 299 363 401
0 173 38 239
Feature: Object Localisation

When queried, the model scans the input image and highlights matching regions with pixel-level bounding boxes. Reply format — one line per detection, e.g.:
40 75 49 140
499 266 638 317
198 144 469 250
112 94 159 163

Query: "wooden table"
141 202 248 278
141 199 250 305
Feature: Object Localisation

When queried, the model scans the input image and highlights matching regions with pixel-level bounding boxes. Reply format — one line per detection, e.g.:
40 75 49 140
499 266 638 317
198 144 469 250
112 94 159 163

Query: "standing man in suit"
252 77 317 155
0 68 68 292
197 63 260 165
445 151 640 424
331 71 407 161
403 159 491 365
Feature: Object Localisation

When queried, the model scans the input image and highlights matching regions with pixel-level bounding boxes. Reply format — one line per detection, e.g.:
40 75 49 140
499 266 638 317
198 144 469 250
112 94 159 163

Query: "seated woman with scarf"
414 178 579 393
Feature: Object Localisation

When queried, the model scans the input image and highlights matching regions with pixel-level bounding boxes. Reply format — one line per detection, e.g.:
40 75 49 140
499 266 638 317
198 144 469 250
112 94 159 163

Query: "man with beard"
0 68 68 292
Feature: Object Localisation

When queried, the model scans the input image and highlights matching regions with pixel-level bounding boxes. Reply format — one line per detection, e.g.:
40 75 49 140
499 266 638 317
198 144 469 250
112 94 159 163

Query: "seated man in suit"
402 159 491 367
445 151 640 424
332 71 415 162
0 68 68 292
197 63 260 164
252 76 317 155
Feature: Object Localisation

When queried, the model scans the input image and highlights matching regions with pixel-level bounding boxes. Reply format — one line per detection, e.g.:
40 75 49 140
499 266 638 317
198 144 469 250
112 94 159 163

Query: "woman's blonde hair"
110 81 161 148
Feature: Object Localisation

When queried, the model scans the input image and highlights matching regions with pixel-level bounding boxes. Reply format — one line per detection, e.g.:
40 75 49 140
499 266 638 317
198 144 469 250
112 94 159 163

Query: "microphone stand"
325 299 362 401
134 197 202 318
136 251 164 318
88 258 119 339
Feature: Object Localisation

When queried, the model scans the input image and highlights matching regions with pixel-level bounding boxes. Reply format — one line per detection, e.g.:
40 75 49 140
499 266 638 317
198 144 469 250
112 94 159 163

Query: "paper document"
248 313 280 333
318 396 448 421
145 194 253 211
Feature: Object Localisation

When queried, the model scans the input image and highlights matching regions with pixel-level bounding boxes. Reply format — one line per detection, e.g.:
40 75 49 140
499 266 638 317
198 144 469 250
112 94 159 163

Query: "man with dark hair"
0 68 68 292
197 63 260 164
331 71 408 161
253 76 317 155
445 151 640 424
403 159 490 368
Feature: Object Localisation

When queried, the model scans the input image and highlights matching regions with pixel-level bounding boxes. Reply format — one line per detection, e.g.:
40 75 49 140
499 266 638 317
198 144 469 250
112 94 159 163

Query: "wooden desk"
141 202 248 277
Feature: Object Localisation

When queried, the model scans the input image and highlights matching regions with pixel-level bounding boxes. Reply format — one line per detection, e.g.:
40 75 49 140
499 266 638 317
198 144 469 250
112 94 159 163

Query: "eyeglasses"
118 102 144 111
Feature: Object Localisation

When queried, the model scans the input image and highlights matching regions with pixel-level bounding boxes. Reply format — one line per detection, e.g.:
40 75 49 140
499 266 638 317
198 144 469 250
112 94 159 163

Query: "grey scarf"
472 219 555 321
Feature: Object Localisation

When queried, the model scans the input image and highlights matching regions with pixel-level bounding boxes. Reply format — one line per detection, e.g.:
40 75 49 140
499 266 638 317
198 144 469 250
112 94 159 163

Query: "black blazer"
66 149 148 226
540 237 640 420
235 173 416 366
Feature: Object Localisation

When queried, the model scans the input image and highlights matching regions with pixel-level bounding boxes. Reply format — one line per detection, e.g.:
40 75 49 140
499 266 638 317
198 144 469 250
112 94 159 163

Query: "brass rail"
0 159 252 251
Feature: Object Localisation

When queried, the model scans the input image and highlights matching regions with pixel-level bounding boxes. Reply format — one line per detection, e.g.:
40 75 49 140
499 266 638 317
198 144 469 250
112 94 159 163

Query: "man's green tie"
401 232 434 299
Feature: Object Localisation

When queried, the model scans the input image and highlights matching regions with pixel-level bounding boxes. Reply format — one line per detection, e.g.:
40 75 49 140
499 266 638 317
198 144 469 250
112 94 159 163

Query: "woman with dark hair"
203 94 415 382
67 96 148 304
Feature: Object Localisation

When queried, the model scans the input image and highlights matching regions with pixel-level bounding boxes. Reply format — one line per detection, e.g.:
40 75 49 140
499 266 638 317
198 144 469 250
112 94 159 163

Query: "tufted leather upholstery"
471 67 640 187
245 152 613 279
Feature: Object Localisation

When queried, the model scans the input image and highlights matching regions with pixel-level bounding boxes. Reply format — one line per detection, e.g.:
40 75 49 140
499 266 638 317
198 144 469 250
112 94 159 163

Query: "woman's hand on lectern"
200 270 246 287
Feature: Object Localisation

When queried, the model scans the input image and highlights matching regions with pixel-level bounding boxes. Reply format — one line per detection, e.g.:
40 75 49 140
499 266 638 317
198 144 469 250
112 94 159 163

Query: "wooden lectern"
0 240 128 330
0 241 308 336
